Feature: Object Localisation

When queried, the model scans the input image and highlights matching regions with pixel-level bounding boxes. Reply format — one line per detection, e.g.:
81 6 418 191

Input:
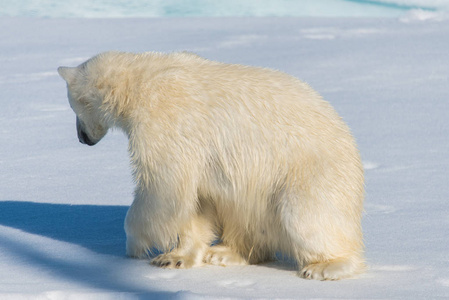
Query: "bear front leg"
151 213 216 269
125 144 210 263
125 185 195 259
203 244 248 266
124 197 153 258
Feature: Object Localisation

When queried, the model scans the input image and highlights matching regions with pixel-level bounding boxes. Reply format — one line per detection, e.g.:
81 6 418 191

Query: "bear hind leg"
280 193 365 280
300 256 365 281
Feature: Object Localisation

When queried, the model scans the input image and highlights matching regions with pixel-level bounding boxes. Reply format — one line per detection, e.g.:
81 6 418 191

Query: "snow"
1 11 449 300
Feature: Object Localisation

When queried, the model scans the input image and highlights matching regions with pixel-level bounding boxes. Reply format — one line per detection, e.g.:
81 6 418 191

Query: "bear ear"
57 66 78 84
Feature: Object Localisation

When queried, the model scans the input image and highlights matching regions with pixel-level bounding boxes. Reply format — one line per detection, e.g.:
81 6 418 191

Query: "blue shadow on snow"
0 201 128 256
0 201 191 298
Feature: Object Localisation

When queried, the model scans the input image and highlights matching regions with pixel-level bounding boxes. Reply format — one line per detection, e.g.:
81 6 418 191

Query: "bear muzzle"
76 117 97 146
78 129 96 146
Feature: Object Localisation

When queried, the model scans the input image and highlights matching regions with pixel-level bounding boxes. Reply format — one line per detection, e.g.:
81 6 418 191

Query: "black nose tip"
78 130 96 146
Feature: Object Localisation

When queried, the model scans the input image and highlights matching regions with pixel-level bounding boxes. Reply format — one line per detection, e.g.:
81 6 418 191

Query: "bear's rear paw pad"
204 246 247 266
300 258 364 281
151 253 195 269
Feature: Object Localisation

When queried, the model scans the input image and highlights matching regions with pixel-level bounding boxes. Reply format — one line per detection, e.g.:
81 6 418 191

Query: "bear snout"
76 117 97 146
78 129 96 146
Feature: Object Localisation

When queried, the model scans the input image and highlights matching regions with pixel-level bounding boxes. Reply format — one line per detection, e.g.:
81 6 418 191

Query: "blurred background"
1 0 448 18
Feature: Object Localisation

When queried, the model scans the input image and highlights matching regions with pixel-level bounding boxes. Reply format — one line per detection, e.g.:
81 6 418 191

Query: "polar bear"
58 51 365 280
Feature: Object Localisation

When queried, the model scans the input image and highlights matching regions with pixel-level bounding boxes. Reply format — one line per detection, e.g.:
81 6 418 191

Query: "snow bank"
400 8 448 22
377 0 449 10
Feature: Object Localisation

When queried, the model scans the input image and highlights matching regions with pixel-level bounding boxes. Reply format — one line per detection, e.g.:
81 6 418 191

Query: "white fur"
58 51 365 280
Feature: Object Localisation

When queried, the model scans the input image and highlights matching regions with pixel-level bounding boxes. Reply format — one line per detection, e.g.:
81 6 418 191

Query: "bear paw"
300 258 364 281
204 246 247 267
151 253 197 269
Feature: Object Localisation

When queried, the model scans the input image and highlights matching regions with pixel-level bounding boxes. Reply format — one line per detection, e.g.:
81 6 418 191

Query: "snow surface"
1 12 449 299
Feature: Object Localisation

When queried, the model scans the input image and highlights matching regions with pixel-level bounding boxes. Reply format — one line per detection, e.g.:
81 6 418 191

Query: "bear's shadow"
0 200 296 272
0 200 128 256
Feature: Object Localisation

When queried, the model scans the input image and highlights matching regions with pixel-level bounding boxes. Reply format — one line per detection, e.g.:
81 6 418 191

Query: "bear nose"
76 117 96 146
78 129 96 146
